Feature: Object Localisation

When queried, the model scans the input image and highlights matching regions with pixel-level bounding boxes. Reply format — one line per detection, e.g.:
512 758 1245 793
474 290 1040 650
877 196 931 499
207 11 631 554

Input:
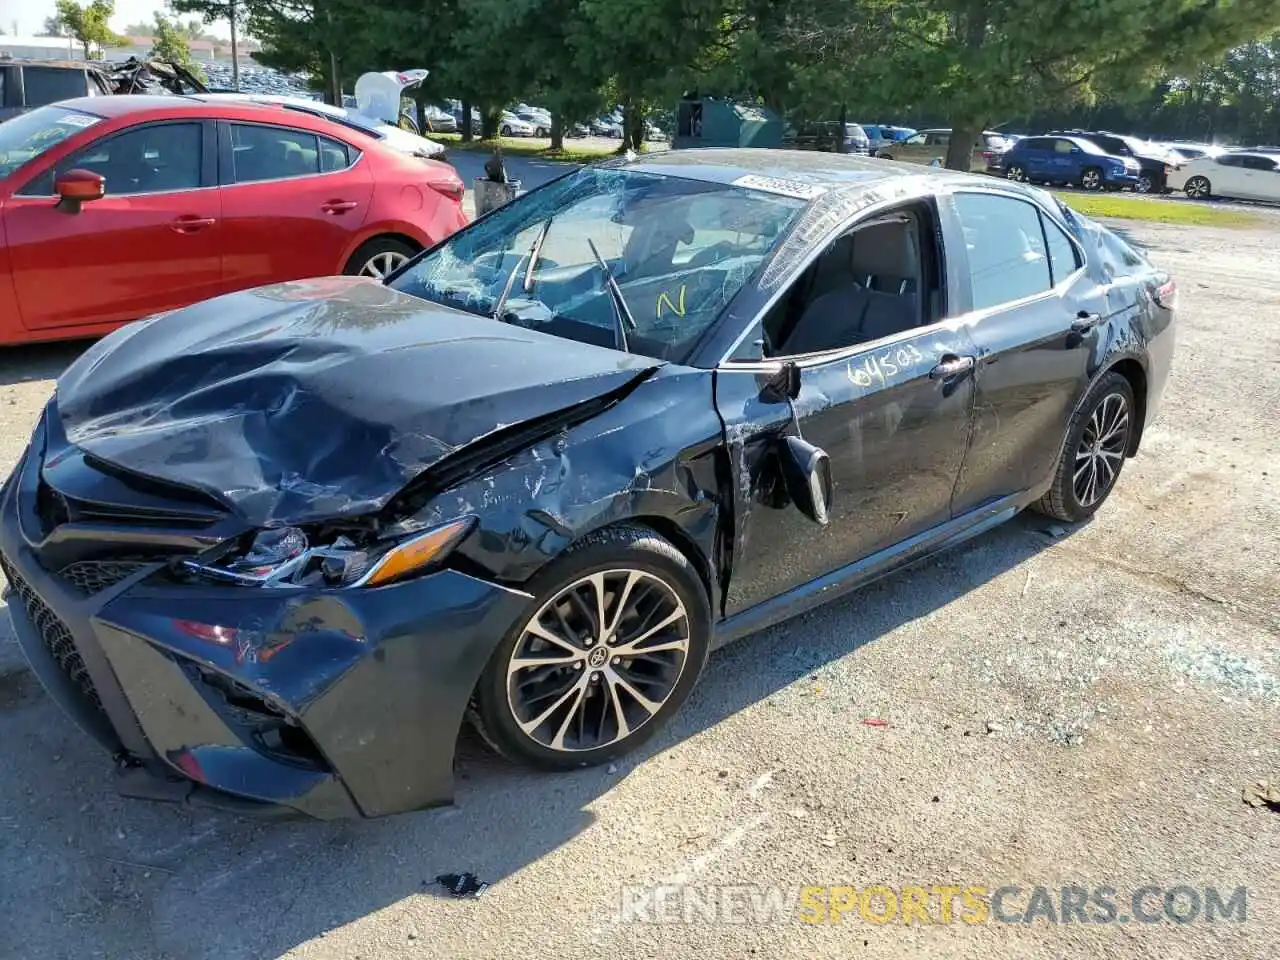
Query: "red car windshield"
0 105 103 180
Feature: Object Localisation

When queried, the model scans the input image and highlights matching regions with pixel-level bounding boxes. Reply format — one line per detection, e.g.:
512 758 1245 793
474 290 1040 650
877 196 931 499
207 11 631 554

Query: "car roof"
42 93 374 127
615 147 926 188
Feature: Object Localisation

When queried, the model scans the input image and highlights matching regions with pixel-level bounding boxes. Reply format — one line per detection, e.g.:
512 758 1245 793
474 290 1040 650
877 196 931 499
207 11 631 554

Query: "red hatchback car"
0 95 467 345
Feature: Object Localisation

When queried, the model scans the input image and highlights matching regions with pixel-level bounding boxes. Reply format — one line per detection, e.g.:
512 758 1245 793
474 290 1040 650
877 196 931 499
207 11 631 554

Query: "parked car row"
981 127 1280 203
0 95 467 346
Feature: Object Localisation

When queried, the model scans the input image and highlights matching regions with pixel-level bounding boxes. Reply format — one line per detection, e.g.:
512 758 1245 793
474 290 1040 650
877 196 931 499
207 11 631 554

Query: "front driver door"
715 327 978 617
5 119 222 332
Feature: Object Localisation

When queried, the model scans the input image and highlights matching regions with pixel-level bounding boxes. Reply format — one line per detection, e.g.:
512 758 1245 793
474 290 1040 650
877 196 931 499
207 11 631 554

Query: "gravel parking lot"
0 218 1276 960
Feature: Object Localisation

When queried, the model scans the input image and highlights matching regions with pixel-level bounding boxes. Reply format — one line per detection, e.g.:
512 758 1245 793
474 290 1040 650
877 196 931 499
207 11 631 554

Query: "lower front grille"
59 560 151 596
1 557 105 719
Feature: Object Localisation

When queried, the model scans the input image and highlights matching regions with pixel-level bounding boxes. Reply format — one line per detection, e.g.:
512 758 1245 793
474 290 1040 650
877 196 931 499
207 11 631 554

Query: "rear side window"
1042 216 1081 285
1239 154 1278 171
230 123 321 182
954 193 1053 309
319 135 356 172
22 67 90 107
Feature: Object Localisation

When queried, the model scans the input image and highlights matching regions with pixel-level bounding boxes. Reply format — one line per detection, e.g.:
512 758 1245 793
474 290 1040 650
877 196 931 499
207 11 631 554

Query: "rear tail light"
1153 278 1178 310
427 175 465 203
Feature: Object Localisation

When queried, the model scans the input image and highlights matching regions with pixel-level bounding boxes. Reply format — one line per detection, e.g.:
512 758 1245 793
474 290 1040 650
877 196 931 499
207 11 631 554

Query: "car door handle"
321 200 359 214
929 355 975 380
169 216 216 233
1071 311 1102 333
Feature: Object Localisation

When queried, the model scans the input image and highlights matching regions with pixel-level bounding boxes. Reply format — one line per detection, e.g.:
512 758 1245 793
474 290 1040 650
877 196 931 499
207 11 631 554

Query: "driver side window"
18 122 203 197
761 202 943 358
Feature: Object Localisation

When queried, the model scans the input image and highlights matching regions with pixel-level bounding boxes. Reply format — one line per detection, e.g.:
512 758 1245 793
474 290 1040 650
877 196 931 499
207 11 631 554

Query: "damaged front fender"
399 366 729 609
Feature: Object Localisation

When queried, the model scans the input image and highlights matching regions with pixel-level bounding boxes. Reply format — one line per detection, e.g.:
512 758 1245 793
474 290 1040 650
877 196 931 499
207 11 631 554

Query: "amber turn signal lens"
362 517 475 587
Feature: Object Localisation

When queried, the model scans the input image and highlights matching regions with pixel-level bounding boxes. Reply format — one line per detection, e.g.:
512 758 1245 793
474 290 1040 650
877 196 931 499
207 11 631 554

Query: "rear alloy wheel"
1135 172 1154 194
1185 176 1211 199
501 124 512 136
343 237 417 280
473 525 710 770
1080 167 1104 191
1035 371 1135 523
1005 165 1028 182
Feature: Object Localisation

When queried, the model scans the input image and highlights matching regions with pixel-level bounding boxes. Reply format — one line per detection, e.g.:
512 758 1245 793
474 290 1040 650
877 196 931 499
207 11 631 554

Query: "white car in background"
499 112 537 137
201 93 449 162
1168 150 1280 202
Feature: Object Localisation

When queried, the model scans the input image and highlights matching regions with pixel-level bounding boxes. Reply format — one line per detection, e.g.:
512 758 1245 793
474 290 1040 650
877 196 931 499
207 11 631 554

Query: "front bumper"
1 415 532 819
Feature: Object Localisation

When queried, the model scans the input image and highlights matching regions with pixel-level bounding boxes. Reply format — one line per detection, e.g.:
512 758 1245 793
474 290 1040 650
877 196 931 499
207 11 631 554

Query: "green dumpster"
673 98 782 150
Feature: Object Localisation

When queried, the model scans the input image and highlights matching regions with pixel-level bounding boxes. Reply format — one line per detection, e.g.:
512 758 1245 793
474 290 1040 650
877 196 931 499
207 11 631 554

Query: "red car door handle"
169 216 217 233
322 200 359 214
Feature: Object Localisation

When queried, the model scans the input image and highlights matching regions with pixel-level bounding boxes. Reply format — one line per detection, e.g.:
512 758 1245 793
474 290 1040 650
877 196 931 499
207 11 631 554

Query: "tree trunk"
550 113 564 152
624 101 644 152
413 87 428 134
945 122 982 171
460 100 473 143
482 107 499 140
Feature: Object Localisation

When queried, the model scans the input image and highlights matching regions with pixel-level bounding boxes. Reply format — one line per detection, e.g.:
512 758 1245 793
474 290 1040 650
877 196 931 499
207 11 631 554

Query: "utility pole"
228 0 239 91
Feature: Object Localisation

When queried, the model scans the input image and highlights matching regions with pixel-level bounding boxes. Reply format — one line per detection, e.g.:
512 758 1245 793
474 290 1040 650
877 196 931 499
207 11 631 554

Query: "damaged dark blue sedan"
1 150 1176 819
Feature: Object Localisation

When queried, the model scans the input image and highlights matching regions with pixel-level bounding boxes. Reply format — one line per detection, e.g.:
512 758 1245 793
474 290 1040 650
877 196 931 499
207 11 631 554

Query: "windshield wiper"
524 215 554 292
586 238 637 352
491 216 555 321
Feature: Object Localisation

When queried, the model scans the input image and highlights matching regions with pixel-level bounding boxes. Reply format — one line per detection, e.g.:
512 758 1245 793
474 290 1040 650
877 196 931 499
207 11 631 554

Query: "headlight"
178 517 476 589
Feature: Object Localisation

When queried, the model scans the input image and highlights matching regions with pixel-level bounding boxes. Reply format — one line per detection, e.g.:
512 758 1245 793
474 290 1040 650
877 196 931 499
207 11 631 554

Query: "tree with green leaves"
771 0 1280 169
150 14 206 80
169 0 245 91
39 16 67 37
53 0 123 59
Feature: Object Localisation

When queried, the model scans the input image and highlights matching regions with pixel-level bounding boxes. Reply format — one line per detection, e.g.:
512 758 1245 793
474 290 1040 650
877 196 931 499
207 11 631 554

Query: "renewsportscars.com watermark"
618 884 1249 926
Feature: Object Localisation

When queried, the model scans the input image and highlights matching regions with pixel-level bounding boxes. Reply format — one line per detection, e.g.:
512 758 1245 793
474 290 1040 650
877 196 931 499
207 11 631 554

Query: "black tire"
878 152 895 161
471 524 712 771
1135 172 1154 194
1035 371 1136 523
1005 164 1028 182
1080 166 1104 191
1185 175 1211 199
342 236 418 280
500 124 512 137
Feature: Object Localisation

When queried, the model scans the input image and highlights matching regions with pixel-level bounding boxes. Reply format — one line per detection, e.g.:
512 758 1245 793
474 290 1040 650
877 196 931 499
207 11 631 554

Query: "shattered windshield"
0 105 102 180
389 166 806 362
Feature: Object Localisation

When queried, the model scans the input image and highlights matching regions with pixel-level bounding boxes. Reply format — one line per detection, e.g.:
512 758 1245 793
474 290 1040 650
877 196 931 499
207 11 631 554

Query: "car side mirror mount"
54 169 106 215
759 360 801 403
778 435 833 526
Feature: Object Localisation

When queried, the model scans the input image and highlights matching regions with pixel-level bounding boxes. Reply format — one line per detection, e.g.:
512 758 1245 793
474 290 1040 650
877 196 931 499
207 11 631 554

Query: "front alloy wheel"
1005 165 1028 182
472 525 711 769
1135 173 1154 194
1185 176 1211 199
505 570 690 752
1080 167 1103 191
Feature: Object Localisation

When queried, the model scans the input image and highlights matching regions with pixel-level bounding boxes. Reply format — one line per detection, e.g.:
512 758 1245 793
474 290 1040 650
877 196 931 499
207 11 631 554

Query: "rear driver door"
217 120 373 291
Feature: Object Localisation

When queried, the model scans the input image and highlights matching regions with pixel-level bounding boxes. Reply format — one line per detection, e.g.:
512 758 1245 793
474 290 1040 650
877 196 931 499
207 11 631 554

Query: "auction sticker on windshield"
55 113 101 128
732 174 827 201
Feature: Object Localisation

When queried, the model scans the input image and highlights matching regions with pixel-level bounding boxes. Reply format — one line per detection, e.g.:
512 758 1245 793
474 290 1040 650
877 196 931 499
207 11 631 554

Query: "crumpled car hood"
54 277 657 526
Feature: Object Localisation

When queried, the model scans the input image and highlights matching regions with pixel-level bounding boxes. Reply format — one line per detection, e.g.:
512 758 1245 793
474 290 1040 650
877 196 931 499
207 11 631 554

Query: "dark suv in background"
786 120 871 155
1050 130 1176 193
0 60 111 121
